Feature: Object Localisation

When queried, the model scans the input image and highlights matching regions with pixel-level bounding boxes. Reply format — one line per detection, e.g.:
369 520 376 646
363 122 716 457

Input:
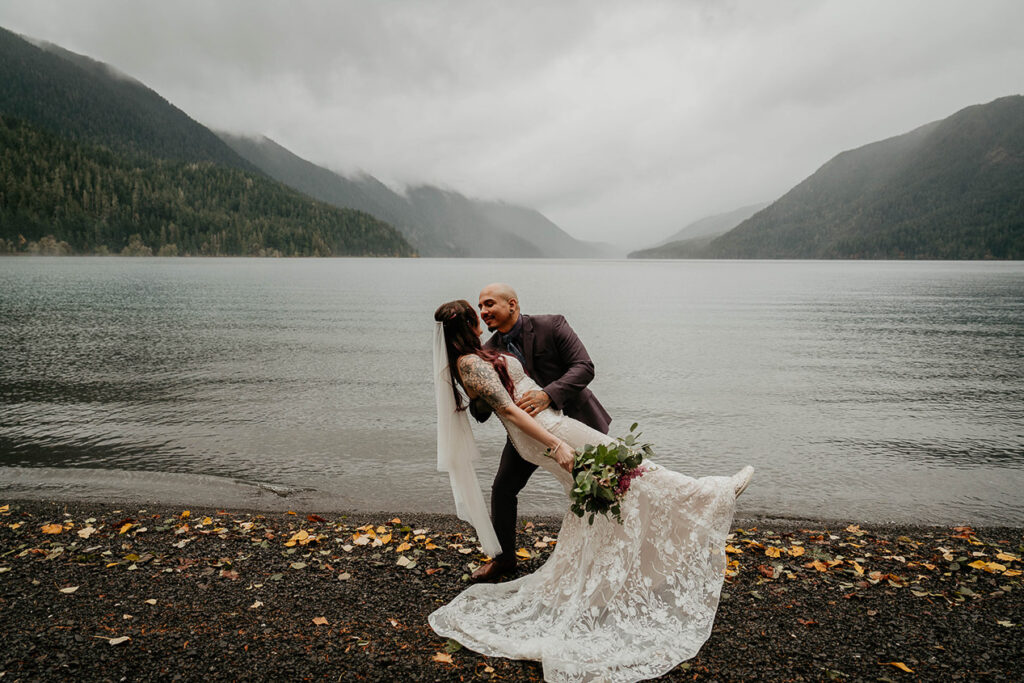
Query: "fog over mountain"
0 1 1021 247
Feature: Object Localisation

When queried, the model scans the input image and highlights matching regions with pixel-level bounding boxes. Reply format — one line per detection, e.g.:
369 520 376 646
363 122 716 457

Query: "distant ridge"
630 202 770 258
645 96 1024 259
218 132 617 258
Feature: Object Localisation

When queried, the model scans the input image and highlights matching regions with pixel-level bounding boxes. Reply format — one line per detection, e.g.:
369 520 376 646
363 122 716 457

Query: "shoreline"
1 498 1022 680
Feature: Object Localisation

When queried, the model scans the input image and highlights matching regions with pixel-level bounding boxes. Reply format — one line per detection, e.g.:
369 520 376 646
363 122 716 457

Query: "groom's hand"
516 390 551 417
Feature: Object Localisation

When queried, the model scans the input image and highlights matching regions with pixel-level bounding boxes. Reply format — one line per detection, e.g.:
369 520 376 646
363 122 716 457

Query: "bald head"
478 283 521 333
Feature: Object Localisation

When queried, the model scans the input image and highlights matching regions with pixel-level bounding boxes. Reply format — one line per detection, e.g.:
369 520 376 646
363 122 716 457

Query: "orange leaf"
312 616 328 626
725 545 743 554
515 548 531 560
180 510 190 518
41 523 63 534
425 568 443 575
118 522 133 534
764 546 782 558
390 517 402 524
307 514 327 523
395 542 412 553
788 546 805 557
432 652 453 664
880 662 914 673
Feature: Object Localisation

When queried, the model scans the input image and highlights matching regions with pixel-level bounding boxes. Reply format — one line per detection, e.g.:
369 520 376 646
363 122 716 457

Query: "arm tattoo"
458 355 514 411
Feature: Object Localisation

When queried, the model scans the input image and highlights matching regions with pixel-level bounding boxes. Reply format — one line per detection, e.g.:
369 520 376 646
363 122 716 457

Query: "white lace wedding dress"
429 358 742 683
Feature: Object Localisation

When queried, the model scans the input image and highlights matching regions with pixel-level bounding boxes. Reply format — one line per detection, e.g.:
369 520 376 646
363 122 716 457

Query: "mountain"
0 116 414 256
651 96 1023 259
0 28 413 257
0 27 256 171
630 202 770 258
218 132 616 258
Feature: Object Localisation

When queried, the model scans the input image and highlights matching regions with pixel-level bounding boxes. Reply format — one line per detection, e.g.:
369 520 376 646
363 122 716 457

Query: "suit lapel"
521 314 535 376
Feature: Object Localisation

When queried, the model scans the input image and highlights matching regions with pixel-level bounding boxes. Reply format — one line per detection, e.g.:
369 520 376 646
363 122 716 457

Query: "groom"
470 283 611 582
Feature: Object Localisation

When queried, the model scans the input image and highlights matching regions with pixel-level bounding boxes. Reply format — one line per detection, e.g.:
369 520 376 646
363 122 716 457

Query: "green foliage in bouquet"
569 423 652 525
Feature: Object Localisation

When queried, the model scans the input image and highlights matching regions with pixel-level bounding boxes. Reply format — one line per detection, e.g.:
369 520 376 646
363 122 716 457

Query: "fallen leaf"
725 545 743 554
180 510 190 518
108 636 131 646
1003 569 1022 577
757 564 778 579
432 652 454 664
312 616 328 626
41 523 63 534
764 546 782 558
996 620 1016 627
0 504 8 513
119 522 133 534
880 662 913 673
968 560 1006 573
77 526 97 539
996 552 1020 562
515 548 531 560
307 514 327 523
250 600 263 609
220 569 240 580
59 586 79 594
804 560 829 572
289 562 307 570
395 542 412 553
788 546 805 557
390 517 402 524
797 618 817 626
338 572 351 581
425 568 443 575
286 510 296 515
144 599 157 605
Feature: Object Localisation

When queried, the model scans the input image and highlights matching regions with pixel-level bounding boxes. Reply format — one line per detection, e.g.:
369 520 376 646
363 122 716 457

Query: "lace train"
429 358 741 682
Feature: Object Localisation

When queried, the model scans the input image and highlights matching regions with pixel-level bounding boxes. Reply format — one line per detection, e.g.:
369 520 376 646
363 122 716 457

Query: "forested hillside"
0 117 413 256
695 96 1024 259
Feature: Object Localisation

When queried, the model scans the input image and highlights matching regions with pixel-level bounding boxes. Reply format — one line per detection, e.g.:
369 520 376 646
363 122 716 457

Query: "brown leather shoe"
470 558 516 583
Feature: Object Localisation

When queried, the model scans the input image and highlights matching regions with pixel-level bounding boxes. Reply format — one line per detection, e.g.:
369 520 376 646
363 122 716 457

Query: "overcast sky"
1 1 1022 247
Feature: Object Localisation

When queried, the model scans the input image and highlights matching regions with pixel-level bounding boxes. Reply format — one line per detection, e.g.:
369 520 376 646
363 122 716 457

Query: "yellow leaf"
788 546 805 557
379 533 392 544
996 552 1020 562
725 545 743 554
106 562 119 568
1003 569 1022 577
804 560 829 572
201 516 213 526
118 523 133 534
764 546 782 558
390 517 402 524
180 510 190 518
432 652 454 664
424 542 438 550
312 616 328 626
0 504 9 513
395 542 412 553
41 523 64 534
880 662 914 673
376 526 388 534
515 548 531 560
286 510 296 515
852 561 865 576
968 560 1006 573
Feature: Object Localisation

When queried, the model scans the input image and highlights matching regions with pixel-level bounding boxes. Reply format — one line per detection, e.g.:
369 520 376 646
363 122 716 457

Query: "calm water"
1 257 1022 525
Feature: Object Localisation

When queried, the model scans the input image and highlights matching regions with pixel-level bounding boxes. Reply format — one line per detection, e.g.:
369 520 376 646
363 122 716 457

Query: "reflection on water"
1 257 1022 525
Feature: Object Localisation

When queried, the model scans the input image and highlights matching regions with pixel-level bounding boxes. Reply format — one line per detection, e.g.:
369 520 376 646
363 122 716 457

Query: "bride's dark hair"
434 299 516 411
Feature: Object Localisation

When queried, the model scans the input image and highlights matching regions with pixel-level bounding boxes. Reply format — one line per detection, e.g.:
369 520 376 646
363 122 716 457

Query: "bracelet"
546 440 564 457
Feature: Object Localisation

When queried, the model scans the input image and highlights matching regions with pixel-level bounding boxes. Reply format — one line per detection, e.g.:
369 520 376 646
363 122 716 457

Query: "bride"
428 299 753 683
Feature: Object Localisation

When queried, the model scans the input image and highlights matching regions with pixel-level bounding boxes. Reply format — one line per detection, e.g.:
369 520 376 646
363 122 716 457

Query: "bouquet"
566 423 652 525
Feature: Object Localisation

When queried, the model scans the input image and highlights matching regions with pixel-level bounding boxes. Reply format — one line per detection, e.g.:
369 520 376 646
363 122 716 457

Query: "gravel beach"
1 499 1021 681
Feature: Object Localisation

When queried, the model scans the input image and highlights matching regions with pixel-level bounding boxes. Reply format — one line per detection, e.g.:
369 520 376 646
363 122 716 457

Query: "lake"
1 257 1022 525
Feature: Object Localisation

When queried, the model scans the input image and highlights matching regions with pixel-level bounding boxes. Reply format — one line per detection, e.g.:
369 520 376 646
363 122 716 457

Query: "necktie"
505 336 525 365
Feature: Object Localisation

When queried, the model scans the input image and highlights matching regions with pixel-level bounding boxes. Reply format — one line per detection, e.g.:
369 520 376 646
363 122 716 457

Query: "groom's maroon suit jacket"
485 313 611 433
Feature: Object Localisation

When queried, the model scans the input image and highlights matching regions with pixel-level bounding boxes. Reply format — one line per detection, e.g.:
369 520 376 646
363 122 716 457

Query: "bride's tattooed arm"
457 355 514 411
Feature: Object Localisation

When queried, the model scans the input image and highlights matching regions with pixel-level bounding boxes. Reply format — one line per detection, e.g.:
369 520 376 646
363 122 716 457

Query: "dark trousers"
491 412 610 561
